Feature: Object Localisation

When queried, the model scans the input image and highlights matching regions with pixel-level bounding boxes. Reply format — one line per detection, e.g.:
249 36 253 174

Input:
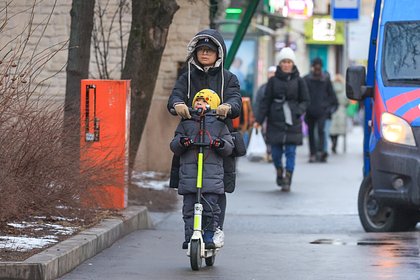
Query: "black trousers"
182 193 221 242
306 115 327 156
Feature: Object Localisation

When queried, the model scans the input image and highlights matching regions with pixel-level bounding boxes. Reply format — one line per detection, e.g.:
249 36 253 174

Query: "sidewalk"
0 206 153 280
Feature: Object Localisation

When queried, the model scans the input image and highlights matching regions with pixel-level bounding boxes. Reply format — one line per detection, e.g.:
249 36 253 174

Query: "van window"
383 21 420 85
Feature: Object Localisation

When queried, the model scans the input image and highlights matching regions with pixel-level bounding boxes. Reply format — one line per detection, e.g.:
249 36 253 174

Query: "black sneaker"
205 242 216 249
182 241 188 249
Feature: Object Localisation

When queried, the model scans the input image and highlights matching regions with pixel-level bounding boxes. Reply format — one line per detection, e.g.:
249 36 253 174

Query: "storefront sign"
331 0 360 21
268 0 313 19
304 16 345 45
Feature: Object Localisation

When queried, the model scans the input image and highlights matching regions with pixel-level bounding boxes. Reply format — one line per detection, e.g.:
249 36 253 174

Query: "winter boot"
276 167 284 187
182 235 191 249
282 171 293 192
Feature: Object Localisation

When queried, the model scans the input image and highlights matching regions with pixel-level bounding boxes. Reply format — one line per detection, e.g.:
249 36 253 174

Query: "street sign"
331 0 360 21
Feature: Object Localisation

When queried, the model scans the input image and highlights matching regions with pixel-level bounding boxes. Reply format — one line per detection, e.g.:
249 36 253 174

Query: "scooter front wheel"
189 239 202 271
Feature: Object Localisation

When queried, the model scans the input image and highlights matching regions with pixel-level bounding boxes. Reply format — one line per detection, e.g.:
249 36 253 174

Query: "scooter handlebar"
189 107 217 116
169 106 217 117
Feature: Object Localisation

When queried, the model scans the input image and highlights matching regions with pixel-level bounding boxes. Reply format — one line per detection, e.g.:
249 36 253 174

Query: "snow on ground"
131 171 169 190
1 172 169 253
0 219 79 252
0 236 57 252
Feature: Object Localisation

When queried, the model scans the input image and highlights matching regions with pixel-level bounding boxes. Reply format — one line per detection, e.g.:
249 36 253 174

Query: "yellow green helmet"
192 89 221 109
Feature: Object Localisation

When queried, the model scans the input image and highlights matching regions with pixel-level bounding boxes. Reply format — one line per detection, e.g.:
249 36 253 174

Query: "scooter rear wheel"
190 240 202 271
205 254 215 266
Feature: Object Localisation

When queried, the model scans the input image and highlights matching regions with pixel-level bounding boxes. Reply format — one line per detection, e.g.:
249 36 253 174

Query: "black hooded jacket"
167 29 242 130
256 65 310 145
303 72 338 119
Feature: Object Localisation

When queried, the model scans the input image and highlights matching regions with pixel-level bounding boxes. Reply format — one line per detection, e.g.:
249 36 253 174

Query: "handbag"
231 131 246 157
246 127 267 162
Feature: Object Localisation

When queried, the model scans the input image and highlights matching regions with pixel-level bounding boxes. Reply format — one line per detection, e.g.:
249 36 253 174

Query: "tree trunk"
64 0 95 156
122 0 179 172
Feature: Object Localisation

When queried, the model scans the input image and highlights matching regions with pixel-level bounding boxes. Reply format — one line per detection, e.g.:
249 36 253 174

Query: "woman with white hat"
254 47 310 192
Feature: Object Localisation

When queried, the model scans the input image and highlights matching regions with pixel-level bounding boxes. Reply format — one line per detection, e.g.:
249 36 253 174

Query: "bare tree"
0 0 118 223
64 0 95 158
122 0 179 171
91 0 130 79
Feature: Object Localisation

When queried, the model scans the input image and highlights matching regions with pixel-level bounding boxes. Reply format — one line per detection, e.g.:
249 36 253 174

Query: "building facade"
0 0 210 173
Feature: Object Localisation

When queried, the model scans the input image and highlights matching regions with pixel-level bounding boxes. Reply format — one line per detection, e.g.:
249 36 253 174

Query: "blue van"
346 0 420 232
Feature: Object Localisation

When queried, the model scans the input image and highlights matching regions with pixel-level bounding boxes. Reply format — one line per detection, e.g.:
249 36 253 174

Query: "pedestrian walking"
329 74 348 153
253 65 277 162
230 57 247 97
170 89 234 249
253 65 277 119
303 57 338 163
254 47 310 192
167 28 242 246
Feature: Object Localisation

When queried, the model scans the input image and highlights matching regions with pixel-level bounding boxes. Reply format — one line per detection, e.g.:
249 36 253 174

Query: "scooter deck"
204 248 220 258
186 243 220 257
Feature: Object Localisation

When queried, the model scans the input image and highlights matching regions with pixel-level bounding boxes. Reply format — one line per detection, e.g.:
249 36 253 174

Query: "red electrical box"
80 80 130 209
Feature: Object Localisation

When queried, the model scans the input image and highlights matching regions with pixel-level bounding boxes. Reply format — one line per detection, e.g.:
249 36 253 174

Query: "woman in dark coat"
167 29 242 125
254 47 310 192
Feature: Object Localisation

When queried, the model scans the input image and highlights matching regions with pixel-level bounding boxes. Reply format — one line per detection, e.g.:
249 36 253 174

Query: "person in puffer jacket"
167 29 242 247
170 89 234 250
254 47 310 192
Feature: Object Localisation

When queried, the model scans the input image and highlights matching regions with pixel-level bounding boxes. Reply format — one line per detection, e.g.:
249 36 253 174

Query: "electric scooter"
186 107 220 271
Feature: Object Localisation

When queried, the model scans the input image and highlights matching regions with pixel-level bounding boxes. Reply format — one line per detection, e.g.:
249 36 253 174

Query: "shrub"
0 1 120 224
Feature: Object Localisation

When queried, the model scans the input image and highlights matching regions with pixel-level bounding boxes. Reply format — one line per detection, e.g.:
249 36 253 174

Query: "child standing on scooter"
170 89 234 249
168 29 242 249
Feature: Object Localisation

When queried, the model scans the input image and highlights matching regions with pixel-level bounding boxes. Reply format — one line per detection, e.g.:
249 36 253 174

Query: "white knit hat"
278 47 296 63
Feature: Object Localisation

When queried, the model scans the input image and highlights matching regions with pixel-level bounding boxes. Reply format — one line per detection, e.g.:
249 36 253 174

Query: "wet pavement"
61 126 420 280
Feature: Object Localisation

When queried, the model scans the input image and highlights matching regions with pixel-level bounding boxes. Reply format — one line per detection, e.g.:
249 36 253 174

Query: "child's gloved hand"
180 137 193 148
216 103 231 119
211 138 224 149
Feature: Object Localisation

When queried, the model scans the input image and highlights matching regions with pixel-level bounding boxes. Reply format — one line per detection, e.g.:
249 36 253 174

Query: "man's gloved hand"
174 103 191 119
212 138 224 149
180 137 193 148
216 103 231 119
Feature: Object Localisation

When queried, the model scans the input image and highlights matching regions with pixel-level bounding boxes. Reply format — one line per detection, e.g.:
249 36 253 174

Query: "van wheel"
358 174 418 232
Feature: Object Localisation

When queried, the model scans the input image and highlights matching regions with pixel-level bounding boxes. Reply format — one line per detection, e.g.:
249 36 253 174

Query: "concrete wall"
0 1 72 101
0 0 209 174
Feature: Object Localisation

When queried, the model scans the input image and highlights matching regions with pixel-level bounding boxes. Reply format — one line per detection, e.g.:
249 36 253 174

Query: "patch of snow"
0 236 58 252
44 223 77 235
7 222 31 229
133 171 164 180
133 180 169 190
132 171 169 190
1 220 79 252
51 216 79 222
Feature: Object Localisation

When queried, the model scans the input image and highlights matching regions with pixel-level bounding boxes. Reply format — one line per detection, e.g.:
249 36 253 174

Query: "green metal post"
224 0 260 69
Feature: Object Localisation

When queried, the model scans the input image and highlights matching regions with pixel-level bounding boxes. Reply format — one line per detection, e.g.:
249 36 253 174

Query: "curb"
0 206 153 280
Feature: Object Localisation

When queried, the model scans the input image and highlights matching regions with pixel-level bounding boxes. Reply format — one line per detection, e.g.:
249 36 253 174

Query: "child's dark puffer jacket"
170 115 234 195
